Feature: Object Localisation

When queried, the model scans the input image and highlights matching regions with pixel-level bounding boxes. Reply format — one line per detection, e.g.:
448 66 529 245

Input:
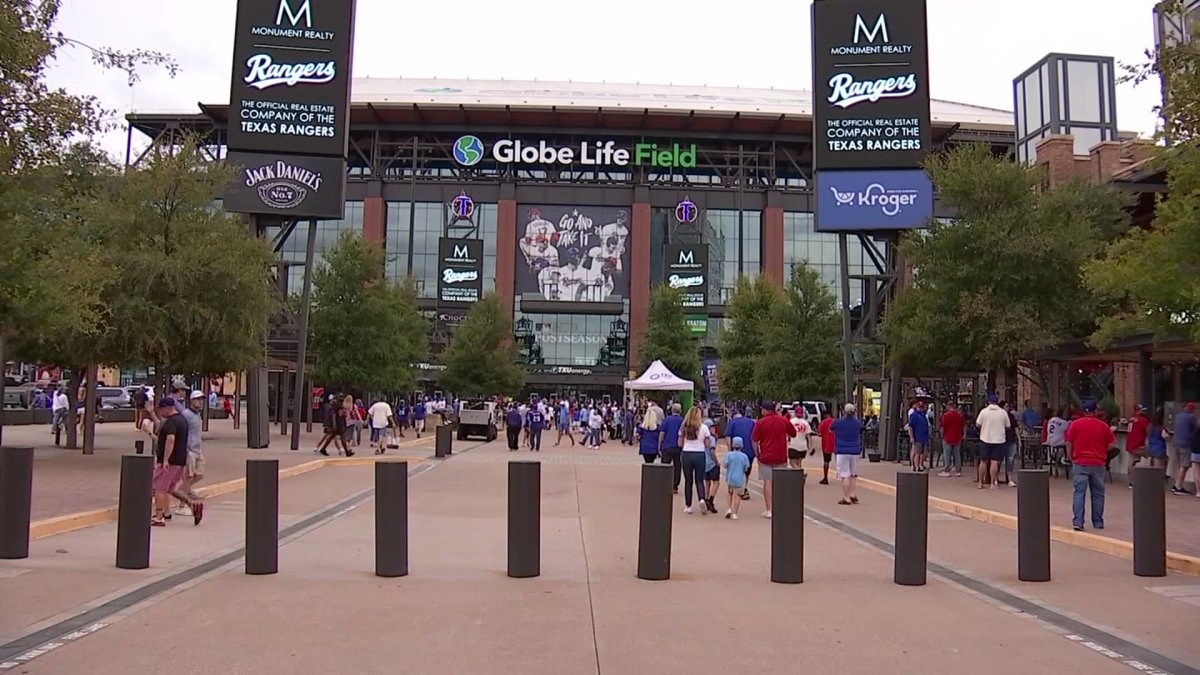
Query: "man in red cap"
750 401 796 519
1125 403 1150 488
1065 399 1115 531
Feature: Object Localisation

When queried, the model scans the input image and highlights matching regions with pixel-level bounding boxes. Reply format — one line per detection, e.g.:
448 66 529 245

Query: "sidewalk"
4 439 1191 674
848 457 1200 558
3 419 433 522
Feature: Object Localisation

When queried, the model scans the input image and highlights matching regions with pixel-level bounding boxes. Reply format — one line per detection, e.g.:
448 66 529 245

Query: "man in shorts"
831 404 862 505
152 398 198 526
176 391 206 524
750 401 796 519
975 394 1010 489
787 410 813 469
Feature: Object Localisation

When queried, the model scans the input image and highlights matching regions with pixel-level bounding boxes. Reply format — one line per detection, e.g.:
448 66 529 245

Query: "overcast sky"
46 0 1163 158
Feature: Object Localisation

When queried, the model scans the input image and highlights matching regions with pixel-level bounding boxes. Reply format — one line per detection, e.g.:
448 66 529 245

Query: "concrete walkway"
0 438 1195 673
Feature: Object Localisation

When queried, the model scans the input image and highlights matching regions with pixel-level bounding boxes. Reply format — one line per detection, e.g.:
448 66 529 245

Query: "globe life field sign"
453 136 698 168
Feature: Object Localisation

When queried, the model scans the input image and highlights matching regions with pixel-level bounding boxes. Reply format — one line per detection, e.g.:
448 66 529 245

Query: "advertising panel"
515 205 631 303
814 169 933 231
664 243 709 309
701 359 720 402
223 151 347 219
436 238 484 305
227 0 357 157
812 0 931 170
453 135 697 168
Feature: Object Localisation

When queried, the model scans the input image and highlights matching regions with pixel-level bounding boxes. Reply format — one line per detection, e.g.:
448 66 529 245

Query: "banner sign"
814 169 933 231
516 205 630 303
227 0 357 157
812 0 931 170
436 238 484 304
701 359 720 401
665 243 709 309
223 151 347 219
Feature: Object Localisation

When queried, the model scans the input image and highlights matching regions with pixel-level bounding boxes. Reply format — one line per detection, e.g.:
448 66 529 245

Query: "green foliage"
439 293 524 397
638 284 700 384
756 264 843 401
1087 3 1200 345
310 232 427 391
16 145 277 377
880 144 1129 372
718 275 785 402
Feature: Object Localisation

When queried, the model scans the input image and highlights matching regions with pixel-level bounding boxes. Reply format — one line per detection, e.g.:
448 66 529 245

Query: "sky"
45 0 1165 159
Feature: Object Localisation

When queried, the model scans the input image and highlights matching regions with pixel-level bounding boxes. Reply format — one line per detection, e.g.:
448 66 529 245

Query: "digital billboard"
436 238 484 305
515 205 631 303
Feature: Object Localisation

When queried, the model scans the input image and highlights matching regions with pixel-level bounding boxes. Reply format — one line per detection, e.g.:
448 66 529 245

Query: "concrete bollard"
894 471 929 586
1017 469 1051 582
245 459 279 575
115 454 154 570
375 461 409 578
1132 465 1167 577
636 463 674 581
435 424 453 458
0 447 35 560
507 461 540 578
771 468 805 584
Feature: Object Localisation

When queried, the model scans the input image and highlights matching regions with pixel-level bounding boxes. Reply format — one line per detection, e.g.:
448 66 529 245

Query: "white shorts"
835 454 858 479
414 419 425 432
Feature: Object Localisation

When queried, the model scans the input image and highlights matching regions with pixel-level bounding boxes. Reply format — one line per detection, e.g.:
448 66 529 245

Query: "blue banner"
815 169 933 232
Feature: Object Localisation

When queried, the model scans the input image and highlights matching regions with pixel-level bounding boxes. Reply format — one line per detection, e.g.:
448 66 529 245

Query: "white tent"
625 360 694 391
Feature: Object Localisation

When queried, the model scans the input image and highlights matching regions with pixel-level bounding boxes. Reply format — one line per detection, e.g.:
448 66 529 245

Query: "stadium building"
127 78 1015 399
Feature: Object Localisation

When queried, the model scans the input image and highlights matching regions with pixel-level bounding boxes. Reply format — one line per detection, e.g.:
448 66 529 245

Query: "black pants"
681 451 707 506
506 426 520 450
642 453 657 464
530 427 543 451
661 447 682 489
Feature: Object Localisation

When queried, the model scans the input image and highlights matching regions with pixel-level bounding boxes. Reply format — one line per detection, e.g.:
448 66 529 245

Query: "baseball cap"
1187 402 1196 412
1082 399 1098 413
189 390 205 400
1135 403 1149 412
760 400 776 411
156 396 176 409
987 393 999 403
732 437 744 449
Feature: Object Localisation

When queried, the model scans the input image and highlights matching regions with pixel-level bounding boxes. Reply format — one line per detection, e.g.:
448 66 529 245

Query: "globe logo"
453 135 484 166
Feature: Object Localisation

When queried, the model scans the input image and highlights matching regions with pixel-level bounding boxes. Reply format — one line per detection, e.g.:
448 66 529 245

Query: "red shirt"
939 409 965 444
818 417 835 453
1126 414 1150 453
1065 415 1115 467
751 410 796 466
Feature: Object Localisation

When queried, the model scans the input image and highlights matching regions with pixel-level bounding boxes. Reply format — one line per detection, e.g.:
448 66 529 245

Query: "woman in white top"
678 406 712 514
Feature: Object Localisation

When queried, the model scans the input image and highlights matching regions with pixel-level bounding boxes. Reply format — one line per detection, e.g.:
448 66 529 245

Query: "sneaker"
1010 480 1017 488
318 449 329 456
192 502 204 526
731 513 739 520
175 506 192 517
953 472 962 477
683 506 693 514
761 511 772 519
1171 486 1188 496
725 510 732 519
937 471 951 477
1073 525 1084 531
345 450 355 458
1094 524 1104 530
819 478 829 485
850 496 859 504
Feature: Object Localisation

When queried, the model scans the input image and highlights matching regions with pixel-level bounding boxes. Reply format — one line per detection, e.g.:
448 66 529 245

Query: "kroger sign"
814 169 933 232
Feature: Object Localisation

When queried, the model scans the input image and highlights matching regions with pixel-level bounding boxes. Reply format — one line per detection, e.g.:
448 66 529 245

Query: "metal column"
290 219 318 451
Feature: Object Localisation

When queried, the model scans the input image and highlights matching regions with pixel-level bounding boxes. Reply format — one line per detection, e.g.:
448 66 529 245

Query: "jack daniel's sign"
224 151 346 219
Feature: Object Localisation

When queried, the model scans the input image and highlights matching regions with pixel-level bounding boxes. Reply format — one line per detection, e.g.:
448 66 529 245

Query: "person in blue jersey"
412 397 426 438
724 407 757 500
555 400 576 447
526 404 546 452
832 403 863 505
637 406 662 464
660 404 685 493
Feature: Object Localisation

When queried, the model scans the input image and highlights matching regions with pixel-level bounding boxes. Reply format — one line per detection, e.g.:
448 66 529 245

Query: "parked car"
98 387 132 409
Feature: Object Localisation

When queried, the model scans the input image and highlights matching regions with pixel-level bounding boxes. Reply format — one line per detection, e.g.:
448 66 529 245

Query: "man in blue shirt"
413 397 426 438
660 403 685 493
907 400 931 472
831 403 863 504
725 407 757 500
525 405 546 452
556 402 575 446
1173 402 1197 495
1020 400 1043 434
505 404 523 451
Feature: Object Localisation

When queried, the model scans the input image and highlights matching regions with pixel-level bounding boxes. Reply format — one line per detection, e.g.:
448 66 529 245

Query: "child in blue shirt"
723 437 751 519
703 418 721 511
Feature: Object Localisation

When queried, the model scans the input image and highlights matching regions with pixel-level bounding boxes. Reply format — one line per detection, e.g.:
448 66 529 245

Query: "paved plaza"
1 424 1197 674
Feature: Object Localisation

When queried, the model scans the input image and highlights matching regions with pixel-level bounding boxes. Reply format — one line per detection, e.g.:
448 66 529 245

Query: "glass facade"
513 306 630 370
782 211 885 307
649 207 760 306
385 201 498 298
265 201 364 294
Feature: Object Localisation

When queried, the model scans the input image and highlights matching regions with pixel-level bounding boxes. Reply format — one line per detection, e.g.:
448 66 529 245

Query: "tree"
638 284 700 383
879 144 1129 375
756 264 842 401
439 294 524 397
718 275 785 402
1086 0 1200 345
309 232 426 392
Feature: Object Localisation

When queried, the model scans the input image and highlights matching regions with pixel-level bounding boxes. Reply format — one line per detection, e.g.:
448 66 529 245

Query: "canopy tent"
624 360 694 391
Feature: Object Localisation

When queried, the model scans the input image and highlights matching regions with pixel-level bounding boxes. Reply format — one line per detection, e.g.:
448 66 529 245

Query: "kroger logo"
829 183 921 216
453 136 484 166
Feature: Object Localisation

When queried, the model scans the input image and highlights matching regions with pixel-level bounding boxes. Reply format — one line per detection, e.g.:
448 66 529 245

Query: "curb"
843 470 1200 577
28 448 430 541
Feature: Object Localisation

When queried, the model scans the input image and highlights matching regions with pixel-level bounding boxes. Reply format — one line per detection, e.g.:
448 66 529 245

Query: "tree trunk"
65 368 82 449
82 364 98 455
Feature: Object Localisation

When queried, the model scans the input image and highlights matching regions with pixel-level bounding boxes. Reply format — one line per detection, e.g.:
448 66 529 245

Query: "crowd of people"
127 380 208 528
311 393 451 456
